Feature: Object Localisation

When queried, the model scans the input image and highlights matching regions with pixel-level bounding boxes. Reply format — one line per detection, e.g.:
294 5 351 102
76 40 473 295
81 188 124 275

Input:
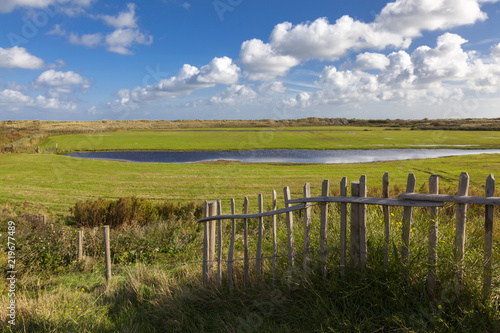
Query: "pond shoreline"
64 149 500 164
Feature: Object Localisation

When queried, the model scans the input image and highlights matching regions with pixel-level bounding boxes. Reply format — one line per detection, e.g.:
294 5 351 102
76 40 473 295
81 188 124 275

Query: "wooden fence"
198 172 497 297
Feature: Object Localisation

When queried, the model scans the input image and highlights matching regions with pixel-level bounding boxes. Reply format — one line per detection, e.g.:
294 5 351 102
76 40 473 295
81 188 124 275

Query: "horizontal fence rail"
198 172 497 298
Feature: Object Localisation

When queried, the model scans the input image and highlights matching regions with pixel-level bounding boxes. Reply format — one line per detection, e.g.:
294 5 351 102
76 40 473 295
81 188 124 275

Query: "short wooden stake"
77 230 84 261
320 180 329 278
484 174 495 298
428 174 439 297
455 172 469 293
103 225 111 282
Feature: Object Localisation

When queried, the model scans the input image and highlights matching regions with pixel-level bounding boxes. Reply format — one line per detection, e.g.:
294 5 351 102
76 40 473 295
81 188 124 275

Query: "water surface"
65 149 500 164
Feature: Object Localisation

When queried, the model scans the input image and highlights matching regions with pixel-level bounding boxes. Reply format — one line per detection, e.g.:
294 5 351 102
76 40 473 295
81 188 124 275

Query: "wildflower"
390 213 395 217
81 288 85 291
431 219 435 222
438 305 442 309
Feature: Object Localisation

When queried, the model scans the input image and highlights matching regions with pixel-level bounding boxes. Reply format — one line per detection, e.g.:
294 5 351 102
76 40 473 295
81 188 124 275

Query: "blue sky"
0 0 500 121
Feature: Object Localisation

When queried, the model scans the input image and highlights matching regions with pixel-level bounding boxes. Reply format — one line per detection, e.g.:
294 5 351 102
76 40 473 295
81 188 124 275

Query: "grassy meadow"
38 126 500 152
1 120 500 332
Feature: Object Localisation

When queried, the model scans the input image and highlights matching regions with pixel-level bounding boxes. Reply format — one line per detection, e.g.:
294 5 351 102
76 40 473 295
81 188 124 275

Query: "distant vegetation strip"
3 117 500 153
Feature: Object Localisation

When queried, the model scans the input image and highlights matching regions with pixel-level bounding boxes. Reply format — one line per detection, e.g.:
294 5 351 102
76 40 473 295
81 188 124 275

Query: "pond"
64 149 500 164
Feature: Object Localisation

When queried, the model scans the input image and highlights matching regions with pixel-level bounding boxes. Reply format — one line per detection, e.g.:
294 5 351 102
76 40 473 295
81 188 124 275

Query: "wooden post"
203 201 217 284
359 175 367 266
340 177 347 275
209 202 217 275
303 183 312 275
217 200 222 287
227 199 236 290
402 173 416 265
455 172 469 293
243 197 249 288
350 181 360 266
284 186 295 285
103 225 111 282
272 190 278 287
77 230 84 261
484 174 495 298
256 194 264 278
42 215 47 224
383 172 390 270
428 174 439 297
203 201 209 284
320 179 329 279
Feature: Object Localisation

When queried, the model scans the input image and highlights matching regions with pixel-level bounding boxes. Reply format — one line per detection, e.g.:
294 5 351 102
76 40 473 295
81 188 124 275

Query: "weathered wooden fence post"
350 180 360 266
303 183 311 275
383 172 390 270
256 194 264 279
320 179 329 278
402 173 416 266
455 172 469 293
350 175 367 267
284 186 295 287
428 174 439 297
243 197 250 288
203 201 217 284
484 174 495 298
359 176 367 266
272 190 278 287
77 230 84 261
103 225 111 282
340 177 347 276
227 199 236 290
217 200 222 287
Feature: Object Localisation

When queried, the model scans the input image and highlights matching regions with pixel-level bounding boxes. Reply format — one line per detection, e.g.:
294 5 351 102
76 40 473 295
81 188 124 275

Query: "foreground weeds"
1 199 499 332
1 263 498 332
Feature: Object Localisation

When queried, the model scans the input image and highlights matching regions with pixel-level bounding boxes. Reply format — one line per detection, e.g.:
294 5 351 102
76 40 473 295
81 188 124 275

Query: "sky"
0 0 500 121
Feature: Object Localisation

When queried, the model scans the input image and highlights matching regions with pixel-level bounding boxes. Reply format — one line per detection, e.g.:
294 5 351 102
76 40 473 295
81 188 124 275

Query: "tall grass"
1 196 499 332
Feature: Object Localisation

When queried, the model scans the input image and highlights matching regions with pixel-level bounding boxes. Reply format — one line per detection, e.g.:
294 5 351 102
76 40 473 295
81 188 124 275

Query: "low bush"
70 197 203 228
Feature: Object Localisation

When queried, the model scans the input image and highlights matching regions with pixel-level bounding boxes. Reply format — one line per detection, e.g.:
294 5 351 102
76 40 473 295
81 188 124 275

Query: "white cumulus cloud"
100 3 138 29
376 0 495 37
34 69 90 94
0 46 45 69
109 56 240 108
210 85 257 104
355 52 391 70
0 0 95 14
240 39 300 81
269 16 411 61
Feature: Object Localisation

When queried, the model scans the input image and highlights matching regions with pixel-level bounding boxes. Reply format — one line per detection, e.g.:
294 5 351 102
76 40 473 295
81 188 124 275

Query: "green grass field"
39 126 500 152
2 124 500 332
1 152 500 216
